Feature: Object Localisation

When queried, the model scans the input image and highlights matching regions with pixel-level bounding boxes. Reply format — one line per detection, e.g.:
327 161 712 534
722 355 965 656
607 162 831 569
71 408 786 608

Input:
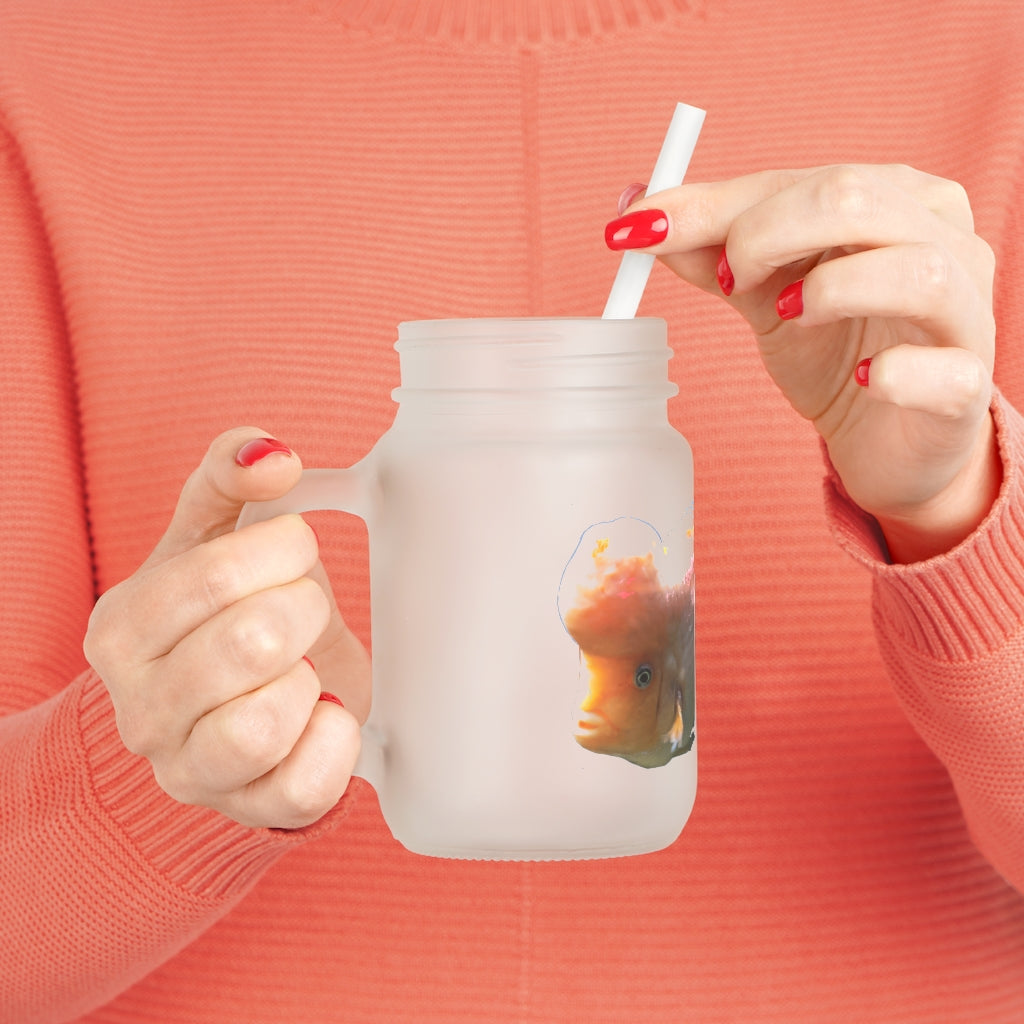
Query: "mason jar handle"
235 466 373 527
236 464 386 792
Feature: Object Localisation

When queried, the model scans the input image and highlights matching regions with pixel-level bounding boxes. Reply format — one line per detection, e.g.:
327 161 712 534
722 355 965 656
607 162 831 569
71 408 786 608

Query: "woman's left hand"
607 164 1000 562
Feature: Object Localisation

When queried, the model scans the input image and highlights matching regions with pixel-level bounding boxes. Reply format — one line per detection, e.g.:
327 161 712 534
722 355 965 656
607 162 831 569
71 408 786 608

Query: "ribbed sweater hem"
825 391 1024 662
77 669 353 903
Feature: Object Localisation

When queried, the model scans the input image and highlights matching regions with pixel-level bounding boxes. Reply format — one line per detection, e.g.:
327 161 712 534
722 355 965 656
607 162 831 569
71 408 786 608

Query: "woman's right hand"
84 428 369 830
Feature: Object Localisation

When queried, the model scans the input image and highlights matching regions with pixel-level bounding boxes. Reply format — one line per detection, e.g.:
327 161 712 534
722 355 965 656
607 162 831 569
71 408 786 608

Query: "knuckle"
83 587 130 669
930 392 971 421
278 763 336 826
821 165 879 224
221 696 292 769
927 174 975 232
195 550 248 612
150 758 202 807
81 619 108 672
114 703 156 756
766 167 803 195
280 714 359 826
946 355 990 408
110 684 169 759
938 176 971 214
219 577 327 677
911 352 991 421
885 161 915 179
908 243 954 297
222 607 290 674
84 592 167 759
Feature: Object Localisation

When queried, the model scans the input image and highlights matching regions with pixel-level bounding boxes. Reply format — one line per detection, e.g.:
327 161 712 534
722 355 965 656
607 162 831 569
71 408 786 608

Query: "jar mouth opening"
397 316 666 324
394 318 675 395
396 316 667 347
392 383 679 402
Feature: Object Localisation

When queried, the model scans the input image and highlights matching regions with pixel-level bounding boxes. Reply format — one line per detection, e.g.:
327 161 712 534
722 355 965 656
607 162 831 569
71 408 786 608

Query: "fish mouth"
575 710 614 734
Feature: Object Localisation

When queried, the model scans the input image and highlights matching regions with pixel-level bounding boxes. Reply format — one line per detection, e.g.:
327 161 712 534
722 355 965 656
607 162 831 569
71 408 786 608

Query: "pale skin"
618 164 1000 564
84 428 370 830
85 163 1000 829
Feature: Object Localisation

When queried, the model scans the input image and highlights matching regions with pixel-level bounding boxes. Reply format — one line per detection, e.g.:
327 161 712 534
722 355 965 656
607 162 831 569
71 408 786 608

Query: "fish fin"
668 693 695 756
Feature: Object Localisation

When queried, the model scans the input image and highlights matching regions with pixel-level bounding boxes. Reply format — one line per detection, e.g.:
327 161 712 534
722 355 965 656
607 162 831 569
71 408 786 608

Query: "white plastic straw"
602 102 706 319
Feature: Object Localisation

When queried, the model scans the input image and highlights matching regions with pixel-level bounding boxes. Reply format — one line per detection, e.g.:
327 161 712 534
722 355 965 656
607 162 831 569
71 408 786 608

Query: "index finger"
626 163 975 257
115 513 320 662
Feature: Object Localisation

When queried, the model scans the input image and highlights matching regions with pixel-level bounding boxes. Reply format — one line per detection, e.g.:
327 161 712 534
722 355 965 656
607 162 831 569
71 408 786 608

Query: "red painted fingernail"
855 357 872 387
302 655 316 672
604 208 669 250
776 280 804 320
235 437 293 468
716 247 734 296
318 691 345 708
616 182 648 216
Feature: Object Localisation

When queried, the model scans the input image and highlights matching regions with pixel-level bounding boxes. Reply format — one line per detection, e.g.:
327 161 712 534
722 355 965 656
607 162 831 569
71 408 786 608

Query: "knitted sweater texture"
1 1 1023 1021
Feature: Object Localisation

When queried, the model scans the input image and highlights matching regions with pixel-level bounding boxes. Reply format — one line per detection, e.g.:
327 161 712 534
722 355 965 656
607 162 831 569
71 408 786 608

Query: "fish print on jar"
559 519 694 769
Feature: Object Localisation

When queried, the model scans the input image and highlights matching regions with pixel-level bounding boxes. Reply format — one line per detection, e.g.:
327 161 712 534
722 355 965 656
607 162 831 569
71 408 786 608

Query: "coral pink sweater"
2 1 1023 1021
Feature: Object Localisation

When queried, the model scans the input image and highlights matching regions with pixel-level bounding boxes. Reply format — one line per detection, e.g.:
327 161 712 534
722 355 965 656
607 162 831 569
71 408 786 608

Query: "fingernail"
317 691 345 708
616 182 648 216
716 247 734 296
604 208 669 250
855 357 872 387
236 437 293 468
776 280 804 320
302 655 316 672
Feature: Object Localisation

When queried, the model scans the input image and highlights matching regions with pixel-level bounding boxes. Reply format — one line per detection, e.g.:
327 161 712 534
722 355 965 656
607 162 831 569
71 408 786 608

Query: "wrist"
873 413 1002 563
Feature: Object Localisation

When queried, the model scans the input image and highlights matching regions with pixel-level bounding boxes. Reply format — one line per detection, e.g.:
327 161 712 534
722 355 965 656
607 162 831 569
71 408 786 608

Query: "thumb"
145 427 304 567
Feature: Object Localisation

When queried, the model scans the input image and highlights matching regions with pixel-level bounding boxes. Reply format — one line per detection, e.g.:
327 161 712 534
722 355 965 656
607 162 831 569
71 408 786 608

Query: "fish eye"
634 664 653 689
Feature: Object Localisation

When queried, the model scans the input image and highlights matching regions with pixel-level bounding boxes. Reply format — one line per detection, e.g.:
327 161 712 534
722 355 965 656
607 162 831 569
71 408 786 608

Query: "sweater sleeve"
825 392 1024 895
0 129 351 1023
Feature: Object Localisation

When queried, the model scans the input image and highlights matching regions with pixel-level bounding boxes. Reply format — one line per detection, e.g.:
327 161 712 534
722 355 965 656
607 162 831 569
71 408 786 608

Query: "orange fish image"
563 533 694 769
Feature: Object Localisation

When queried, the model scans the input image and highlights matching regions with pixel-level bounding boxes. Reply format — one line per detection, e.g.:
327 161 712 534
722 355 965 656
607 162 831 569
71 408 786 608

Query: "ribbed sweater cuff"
824 391 1024 661
77 669 354 903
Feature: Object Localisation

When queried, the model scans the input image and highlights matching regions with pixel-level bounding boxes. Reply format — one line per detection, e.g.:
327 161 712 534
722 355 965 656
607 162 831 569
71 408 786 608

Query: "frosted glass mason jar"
239 318 696 860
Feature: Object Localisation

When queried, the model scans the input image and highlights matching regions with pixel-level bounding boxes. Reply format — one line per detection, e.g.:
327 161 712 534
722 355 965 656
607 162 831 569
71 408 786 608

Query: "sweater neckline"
320 0 705 45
